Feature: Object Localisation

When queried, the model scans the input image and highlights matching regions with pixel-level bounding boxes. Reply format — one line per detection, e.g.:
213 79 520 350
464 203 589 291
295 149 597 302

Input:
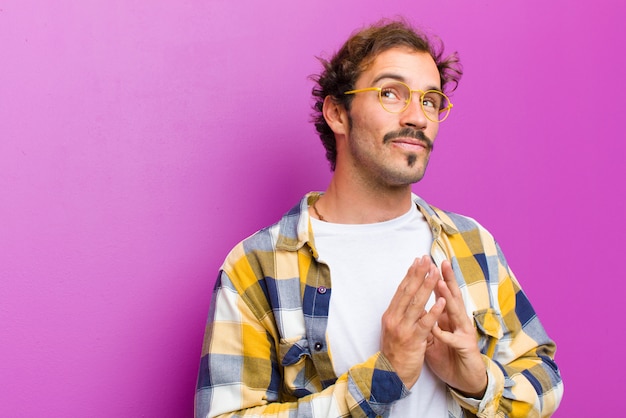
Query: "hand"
380 256 446 389
425 260 487 398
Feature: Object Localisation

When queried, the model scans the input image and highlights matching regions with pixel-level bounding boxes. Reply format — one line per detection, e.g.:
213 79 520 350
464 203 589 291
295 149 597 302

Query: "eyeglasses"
344 81 453 122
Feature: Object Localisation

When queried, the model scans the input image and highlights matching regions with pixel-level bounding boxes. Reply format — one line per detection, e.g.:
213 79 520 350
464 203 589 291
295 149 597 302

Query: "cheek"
427 124 439 141
351 102 393 128
349 113 378 136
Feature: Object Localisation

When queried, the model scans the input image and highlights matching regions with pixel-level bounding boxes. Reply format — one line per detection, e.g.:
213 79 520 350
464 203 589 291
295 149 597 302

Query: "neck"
314 177 414 224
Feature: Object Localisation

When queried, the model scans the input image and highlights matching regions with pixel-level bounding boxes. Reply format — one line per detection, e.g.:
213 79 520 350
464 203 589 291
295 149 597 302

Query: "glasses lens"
421 91 451 122
379 82 410 113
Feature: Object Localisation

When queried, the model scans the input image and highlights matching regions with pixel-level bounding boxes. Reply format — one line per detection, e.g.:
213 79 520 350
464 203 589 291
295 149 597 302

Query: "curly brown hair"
311 18 463 170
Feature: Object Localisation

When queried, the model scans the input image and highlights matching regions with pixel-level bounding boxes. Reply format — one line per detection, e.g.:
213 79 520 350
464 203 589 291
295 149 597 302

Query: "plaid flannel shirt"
195 193 563 417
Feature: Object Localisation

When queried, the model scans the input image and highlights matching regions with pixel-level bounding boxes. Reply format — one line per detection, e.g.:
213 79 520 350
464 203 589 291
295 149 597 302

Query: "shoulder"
435 206 489 235
221 194 312 272
413 194 491 235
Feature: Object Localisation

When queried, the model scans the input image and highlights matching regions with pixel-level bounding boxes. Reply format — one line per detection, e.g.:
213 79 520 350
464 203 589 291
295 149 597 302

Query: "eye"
422 97 439 109
422 92 443 110
380 86 401 101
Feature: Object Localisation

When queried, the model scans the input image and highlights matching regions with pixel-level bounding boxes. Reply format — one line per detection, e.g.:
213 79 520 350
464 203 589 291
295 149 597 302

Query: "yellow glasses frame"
344 81 453 123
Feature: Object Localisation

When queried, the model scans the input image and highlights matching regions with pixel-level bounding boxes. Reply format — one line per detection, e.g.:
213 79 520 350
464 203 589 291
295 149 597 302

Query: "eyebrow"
371 73 442 92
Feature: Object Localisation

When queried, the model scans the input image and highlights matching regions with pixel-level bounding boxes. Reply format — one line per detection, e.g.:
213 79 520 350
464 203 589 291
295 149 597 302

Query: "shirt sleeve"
450 242 564 417
194 269 409 418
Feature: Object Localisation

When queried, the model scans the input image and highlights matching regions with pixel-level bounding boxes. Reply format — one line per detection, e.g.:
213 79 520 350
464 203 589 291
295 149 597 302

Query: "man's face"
340 47 442 188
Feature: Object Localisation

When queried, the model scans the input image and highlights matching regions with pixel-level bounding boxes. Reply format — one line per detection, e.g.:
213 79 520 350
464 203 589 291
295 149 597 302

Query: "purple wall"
1 1 623 416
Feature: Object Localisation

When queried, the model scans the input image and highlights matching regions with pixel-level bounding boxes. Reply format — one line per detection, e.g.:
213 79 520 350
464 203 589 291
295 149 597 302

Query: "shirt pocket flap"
279 336 311 367
473 308 504 339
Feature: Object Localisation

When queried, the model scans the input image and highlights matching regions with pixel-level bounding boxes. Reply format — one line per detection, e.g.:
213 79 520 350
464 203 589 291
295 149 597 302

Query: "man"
195 19 563 417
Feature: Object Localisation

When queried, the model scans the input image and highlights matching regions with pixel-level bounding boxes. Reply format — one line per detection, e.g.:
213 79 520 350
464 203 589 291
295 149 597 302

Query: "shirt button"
314 342 323 351
317 286 327 294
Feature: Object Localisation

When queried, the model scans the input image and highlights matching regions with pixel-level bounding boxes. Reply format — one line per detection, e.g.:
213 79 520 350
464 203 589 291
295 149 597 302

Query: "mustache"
383 128 433 151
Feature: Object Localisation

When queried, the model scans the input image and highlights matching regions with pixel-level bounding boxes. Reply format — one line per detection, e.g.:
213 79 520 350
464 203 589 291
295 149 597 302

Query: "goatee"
407 154 417 167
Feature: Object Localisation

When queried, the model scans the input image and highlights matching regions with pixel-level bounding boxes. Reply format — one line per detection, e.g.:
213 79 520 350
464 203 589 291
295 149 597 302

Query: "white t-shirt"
311 203 447 417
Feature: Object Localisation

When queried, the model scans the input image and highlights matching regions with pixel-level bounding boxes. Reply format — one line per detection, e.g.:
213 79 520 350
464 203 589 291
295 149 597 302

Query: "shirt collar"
275 192 458 253
275 192 318 252
411 193 459 236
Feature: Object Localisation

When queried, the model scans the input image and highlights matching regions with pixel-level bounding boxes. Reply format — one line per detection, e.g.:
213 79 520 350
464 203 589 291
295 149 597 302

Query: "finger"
441 260 462 298
388 256 431 314
436 262 464 314
435 279 466 320
434 272 473 331
431 322 455 345
405 263 440 321
382 258 435 340
387 258 423 313
416 297 446 332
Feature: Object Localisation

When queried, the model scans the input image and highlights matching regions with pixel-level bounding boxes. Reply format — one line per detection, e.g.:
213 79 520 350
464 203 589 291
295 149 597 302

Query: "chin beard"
406 153 430 183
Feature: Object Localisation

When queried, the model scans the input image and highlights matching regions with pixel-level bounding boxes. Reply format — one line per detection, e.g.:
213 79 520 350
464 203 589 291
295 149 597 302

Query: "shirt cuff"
448 355 505 416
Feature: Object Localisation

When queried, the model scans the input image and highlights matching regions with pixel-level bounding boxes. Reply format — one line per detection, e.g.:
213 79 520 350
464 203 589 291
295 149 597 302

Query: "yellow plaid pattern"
195 193 563 417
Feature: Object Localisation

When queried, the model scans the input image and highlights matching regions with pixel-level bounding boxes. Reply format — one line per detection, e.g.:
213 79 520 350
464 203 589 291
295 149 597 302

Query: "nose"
399 96 428 129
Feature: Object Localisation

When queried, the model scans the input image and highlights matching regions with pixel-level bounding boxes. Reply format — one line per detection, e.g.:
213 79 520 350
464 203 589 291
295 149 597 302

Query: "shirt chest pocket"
278 336 320 398
473 308 504 358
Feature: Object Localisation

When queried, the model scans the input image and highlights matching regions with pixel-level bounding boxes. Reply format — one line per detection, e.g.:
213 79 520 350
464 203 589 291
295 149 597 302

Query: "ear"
322 95 349 137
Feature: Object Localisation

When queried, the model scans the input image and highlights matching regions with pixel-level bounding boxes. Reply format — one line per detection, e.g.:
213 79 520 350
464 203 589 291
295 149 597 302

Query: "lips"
391 138 429 152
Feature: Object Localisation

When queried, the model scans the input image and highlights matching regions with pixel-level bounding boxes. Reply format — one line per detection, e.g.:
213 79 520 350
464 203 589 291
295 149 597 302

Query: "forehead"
357 47 440 89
